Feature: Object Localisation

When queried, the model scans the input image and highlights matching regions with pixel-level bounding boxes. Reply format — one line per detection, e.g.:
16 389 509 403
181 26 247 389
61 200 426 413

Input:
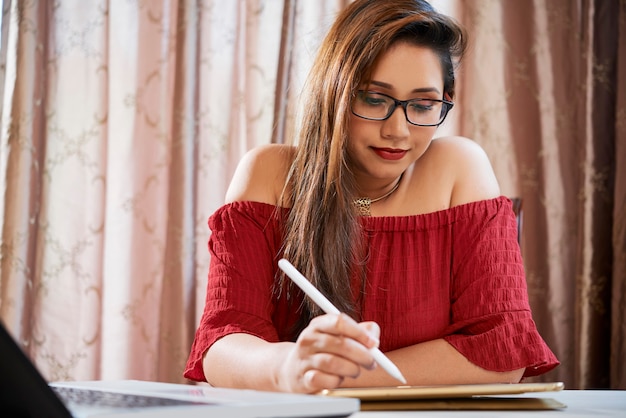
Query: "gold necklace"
354 176 402 216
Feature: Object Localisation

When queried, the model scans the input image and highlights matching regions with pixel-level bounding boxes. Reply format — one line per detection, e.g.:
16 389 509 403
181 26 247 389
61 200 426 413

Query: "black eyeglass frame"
351 90 454 127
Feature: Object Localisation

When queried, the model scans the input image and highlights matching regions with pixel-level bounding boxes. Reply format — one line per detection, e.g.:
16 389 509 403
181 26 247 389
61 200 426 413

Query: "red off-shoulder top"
184 196 559 382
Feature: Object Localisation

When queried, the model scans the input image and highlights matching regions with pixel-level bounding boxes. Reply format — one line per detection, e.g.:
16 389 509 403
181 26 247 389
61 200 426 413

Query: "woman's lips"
372 147 408 160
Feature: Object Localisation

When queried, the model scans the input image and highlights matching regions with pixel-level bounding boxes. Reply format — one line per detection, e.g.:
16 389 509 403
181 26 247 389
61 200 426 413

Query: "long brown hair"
280 0 467 335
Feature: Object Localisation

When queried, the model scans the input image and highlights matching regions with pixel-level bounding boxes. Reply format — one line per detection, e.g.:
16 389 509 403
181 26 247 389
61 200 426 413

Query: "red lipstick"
372 147 407 160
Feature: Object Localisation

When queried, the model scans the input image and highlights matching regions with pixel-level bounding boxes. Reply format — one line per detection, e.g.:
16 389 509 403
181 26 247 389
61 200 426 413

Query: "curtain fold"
457 0 625 389
611 0 626 390
575 0 618 389
271 0 296 145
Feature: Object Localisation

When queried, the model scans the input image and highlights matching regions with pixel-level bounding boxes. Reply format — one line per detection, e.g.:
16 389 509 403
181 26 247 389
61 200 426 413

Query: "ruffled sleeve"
183 202 286 382
443 198 559 377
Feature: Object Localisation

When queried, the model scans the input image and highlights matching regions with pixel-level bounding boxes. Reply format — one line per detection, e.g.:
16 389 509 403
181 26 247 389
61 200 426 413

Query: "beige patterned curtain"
0 0 624 390
454 0 626 389
0 0 343 383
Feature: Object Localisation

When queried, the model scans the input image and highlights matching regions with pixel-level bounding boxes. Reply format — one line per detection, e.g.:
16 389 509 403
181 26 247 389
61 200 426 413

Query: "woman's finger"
309 313 379 349
302 368 344 392
359 320 381 341
295 315 377 372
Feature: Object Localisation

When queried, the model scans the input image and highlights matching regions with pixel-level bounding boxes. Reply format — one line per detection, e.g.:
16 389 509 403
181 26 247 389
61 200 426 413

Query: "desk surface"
351 390 626 417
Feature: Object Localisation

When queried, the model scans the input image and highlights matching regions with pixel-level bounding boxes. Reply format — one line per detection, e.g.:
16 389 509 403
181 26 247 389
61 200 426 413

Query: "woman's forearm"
341 338 524 388
204 335 524 391
203 333 293 392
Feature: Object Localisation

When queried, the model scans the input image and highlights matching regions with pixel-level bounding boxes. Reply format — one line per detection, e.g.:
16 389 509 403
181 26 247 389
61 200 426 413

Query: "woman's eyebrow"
369 80 441 95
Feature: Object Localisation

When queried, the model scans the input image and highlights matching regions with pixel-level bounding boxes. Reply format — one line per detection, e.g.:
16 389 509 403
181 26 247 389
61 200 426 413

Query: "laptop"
0 321 358 417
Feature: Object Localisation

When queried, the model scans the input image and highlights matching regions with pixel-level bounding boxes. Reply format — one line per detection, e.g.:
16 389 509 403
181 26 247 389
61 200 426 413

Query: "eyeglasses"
351 90 454 127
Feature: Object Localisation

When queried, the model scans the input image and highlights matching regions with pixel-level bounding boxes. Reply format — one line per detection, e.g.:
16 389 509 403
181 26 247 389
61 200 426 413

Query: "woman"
184 0 559 393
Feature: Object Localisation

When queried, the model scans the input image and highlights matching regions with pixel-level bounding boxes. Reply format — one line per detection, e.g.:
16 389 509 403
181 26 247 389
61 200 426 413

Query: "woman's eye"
365 98 385 105
359 92 387 106
409 100 435 112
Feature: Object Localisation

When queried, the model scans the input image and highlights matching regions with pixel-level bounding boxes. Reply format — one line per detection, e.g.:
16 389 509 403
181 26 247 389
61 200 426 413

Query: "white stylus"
278 258 407 385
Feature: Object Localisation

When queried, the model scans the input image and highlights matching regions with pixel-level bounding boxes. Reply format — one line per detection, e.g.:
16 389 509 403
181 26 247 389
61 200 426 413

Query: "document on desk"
320 382 566 411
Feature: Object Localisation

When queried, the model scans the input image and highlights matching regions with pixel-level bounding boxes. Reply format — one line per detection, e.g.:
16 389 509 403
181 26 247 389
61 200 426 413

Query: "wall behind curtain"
0 0 624 390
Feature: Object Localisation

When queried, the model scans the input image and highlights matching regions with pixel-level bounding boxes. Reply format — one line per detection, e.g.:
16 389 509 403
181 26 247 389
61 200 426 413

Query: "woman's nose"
381 106 410 139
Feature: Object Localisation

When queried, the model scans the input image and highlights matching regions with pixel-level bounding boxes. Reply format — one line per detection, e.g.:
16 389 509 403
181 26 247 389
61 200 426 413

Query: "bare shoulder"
225 144 295 205
427 136 501 206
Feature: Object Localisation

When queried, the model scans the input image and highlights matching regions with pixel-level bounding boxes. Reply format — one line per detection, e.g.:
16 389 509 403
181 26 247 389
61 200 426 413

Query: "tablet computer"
319 381 564 401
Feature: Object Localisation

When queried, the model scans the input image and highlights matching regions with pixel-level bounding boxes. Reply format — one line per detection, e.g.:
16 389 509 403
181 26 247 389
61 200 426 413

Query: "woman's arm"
203 326 524 392
340 338 524 388
203 314 382 393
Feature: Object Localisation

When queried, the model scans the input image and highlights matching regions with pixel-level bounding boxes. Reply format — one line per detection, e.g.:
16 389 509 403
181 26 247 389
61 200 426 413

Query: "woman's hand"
277 313 381 393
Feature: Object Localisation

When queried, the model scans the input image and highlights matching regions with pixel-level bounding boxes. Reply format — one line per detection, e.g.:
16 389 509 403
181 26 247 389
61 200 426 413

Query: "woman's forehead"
364 43 444 96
